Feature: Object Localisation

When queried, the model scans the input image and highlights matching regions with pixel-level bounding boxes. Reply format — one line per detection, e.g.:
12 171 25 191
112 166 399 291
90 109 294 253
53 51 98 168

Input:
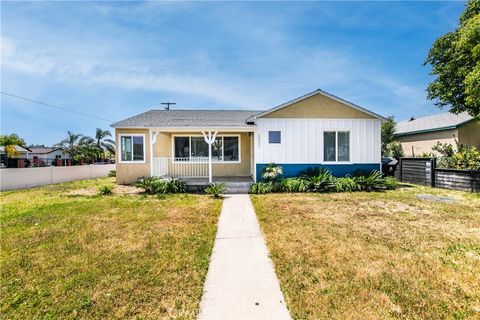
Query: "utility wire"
1 91 115 122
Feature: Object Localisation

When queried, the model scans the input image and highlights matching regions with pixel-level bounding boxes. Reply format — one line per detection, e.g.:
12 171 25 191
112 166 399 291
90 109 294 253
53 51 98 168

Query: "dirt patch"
66 188 97 196
115 185 143 195
65 185 142 196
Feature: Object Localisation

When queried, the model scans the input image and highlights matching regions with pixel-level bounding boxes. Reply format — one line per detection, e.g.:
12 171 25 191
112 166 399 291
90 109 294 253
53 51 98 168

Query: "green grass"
252 186 480 320
1 177 222 319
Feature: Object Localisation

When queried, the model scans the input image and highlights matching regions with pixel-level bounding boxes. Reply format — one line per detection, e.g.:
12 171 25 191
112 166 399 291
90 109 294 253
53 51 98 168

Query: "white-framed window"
119 134 145 163
172 135 240 163
268 131 281 144
323 131 350 162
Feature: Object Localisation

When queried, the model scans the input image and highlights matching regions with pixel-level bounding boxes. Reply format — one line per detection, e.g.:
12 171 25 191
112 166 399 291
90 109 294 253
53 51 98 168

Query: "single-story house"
111 89 386 185
0 145 30 167
27 147 70 166
395 112 480 156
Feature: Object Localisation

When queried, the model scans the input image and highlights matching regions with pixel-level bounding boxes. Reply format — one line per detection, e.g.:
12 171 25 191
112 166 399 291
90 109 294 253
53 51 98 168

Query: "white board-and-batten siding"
254 118 381 164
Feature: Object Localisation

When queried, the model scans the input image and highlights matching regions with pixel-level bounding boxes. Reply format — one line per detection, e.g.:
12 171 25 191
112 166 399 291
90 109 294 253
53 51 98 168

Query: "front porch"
149 130 255 184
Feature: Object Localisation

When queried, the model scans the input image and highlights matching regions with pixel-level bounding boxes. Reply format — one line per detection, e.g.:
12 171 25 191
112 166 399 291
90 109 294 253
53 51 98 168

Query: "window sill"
119 161 146 164
172 161 241 164
322 161 353 165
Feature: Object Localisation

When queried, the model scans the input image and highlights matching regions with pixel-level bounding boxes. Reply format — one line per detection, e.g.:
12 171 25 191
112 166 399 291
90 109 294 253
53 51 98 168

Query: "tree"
55 131 83 159
424 0 480 117
381 116 397 156
385 141 404 158
80 128 115 162
0 134 27 167
94 128 115 160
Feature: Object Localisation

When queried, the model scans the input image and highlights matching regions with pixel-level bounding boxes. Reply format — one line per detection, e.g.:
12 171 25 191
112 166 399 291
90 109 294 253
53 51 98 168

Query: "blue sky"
1 1 465 146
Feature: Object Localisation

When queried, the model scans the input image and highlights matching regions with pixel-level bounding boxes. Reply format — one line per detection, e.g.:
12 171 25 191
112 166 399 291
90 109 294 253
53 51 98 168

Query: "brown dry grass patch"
252 187 480 320
1 177 222 319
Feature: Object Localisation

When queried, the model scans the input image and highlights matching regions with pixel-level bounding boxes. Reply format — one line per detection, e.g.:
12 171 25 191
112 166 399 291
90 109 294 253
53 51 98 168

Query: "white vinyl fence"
0 164 115 191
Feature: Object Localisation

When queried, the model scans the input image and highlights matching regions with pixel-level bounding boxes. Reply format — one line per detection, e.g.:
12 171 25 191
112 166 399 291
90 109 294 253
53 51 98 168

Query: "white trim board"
170 134 242 164
118 133 146 164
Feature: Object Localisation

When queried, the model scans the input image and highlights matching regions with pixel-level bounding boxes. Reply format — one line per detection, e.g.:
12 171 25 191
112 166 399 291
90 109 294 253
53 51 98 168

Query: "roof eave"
394 125 458 137
111 125 256 132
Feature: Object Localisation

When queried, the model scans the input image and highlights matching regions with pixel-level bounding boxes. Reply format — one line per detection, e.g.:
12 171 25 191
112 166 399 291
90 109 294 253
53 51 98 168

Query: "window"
120 135 145 162
323 131 350 162
173 135 239 162
268 131 281 144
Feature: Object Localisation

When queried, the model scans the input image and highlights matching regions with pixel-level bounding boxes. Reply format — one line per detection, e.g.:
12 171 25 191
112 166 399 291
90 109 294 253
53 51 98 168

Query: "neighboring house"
395 112 480 156
111 89 386 184
27 147 70 166
0 145 30 167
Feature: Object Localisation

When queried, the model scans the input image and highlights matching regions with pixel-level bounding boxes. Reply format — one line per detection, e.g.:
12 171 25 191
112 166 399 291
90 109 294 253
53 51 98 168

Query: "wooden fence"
397 158 479 192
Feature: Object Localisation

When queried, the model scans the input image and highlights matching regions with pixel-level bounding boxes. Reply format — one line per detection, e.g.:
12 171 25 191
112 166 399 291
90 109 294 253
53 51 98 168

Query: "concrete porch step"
184 180 252 194
223 182 252 194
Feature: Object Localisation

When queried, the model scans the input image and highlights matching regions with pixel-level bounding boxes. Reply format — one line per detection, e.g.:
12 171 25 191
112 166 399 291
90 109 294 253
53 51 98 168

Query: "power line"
1 91 114 122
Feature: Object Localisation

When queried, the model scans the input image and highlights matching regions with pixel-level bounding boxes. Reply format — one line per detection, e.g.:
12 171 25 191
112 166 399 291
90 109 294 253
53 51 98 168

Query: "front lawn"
252 187 480 319
1 177 221 319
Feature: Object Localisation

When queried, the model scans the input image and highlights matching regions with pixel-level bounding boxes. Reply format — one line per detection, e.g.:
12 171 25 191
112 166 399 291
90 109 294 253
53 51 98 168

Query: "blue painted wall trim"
256 163 381 181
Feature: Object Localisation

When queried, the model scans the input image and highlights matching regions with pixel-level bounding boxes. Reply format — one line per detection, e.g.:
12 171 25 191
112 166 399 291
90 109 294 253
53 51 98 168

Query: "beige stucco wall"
115 128 151 185
398 129 458 156
260 93 376 119
154 132 252 177
457 120 480 148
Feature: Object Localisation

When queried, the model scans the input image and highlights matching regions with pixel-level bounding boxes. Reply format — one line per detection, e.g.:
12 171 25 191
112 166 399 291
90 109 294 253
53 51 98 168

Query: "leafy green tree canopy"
381 116 396 155
424 0 480 117
0 134 27 158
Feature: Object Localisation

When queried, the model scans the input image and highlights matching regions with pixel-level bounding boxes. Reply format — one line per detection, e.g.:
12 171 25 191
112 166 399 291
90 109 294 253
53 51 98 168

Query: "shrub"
249 182 273 194
383 176 399 190
164 178 187 194
204 183 226 198
301 168 335 192
108 170 116 177
281 178 310 193
135 177 186 194
134 177 159 194
98 185 114 195
261 163 283 181
354 170 385 191
334 177 360 192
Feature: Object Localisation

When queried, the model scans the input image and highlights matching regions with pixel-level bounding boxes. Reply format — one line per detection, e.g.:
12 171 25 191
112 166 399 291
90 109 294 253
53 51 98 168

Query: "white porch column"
150 130 159 177
202 130 218 183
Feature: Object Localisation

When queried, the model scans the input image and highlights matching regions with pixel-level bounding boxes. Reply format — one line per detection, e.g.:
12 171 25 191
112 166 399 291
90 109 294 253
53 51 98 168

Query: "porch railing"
153 157 209 178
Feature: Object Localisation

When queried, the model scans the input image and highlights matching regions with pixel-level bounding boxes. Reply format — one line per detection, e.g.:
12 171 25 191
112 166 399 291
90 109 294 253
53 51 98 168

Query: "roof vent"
409 116 415 122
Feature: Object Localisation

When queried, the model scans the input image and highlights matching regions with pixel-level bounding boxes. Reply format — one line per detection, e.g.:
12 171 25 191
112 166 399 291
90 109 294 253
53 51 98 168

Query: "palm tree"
55 131 83 159
0 134 27 167
262 163 283 181
94 128 115 161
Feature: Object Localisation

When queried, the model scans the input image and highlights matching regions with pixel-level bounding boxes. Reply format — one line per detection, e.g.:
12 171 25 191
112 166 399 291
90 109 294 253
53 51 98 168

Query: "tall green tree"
381 116 396 155
55 131 83 159
381 117 404 158
94 128 115 157
0 134 27 167
424 0 480 117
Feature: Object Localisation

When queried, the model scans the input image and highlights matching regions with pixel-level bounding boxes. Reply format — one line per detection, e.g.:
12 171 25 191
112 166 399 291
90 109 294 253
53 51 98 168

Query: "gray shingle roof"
395 112 473 135
111 110 261 128
29 147 62 154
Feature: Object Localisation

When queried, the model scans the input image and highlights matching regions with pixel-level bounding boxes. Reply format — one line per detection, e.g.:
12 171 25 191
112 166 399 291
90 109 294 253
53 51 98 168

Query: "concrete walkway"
198 195 291 320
